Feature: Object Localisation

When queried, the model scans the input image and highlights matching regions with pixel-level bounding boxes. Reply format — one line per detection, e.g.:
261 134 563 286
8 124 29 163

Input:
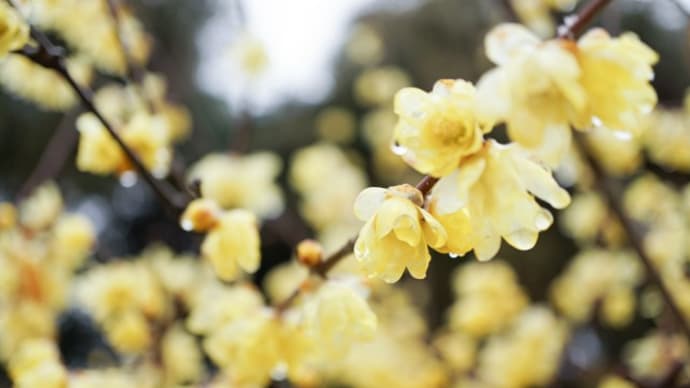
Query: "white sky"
196 0 422 115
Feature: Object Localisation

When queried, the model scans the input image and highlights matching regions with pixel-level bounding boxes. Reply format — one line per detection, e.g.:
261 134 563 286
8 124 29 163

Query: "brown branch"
574 132 690 339
16 109 78 199
555 0 690 339
15 25 189 214
557 0 613 39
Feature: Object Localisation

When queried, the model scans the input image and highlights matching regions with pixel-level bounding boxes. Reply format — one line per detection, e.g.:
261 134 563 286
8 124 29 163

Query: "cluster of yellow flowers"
189 151 284 219
290 143 366 250
551 249 643 327
351 20 657 282
181 198 261 281
433 262 569 388
20 0 150 75
76 74 191 179
0 183 94 361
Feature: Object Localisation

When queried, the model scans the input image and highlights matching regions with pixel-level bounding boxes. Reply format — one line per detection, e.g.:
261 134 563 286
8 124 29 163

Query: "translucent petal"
509 148 571 209
485 23 539 66
353 187 387 221
394 87 431 119
419 208 448 248
406 243 431 280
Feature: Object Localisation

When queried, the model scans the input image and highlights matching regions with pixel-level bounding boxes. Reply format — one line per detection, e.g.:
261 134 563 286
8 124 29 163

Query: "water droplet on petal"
119 171 138 187
505 229 537 250
449 252 460 259
535 210 553 230
180 219 194 232
391 141 407 156
613 130 632 141
591 116 603 128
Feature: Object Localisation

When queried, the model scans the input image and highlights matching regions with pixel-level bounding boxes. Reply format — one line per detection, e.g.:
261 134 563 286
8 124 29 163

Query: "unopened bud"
179 198 221 232
296 239 323 267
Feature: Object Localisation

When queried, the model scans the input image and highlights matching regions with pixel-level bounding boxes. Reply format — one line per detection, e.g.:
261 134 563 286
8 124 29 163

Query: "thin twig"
574 133 690 339
14 23 188 213
16 110 78 199
557 0 613 39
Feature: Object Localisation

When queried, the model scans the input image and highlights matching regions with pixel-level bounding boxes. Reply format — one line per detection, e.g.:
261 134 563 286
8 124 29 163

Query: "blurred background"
0 0 689 386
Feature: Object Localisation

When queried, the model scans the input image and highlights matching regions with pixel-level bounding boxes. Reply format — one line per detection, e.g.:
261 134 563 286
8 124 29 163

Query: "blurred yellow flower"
201 209 261 282
8 339 67 388
299 279 377 355
190 152 284 219
0 2 29 57
356 66 411 107
354 184 447 283
394 79 491 177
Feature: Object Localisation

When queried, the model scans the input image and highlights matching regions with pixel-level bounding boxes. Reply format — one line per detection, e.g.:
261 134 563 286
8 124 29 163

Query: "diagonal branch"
14 24 189 213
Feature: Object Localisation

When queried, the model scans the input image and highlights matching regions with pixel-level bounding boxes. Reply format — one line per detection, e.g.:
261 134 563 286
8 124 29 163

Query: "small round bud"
296 239 323 267
180 198 221 232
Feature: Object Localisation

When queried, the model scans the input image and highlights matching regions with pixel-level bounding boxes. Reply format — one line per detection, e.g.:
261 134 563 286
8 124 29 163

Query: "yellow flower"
477 307 568 388
0 55 92 111
0 2 29 57
76 113 125 174
204 311 281 387
51 214 95 270
430 140 570 261
448 261 528 337
190 152 284 219
161 324 203 385
356 66 411 107
353 184 447 283
573 29 658 136
394 79 492 177
105 310 152 354
8 339 67 388
299 278 377 355
585 125 643 175
477 23 585 166
230 32 269 78
19 182 63 231
550 249 642 327
201 209 261 281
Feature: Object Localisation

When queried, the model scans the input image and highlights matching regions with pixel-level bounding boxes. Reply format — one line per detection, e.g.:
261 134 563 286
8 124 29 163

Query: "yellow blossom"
201 209 261 281
51 214 95 270
161 324 203 385
0 54 92 111
477 307 568 388
105 310 151 354
551 249 642 327
433 330 476 374
430 140 570 261
477 23 584 166
8 339 67 388
19 182 63 231
394 79 492 177
0 2 29 57
299 278 377 356
189 152 284 219
448 261 528 337
76 113 124 174
315 106 356 144
353 184 447 283
204 311 282 387
356 66 411 107
623 331 688 382
186 282 265 335
230 32 269 78
346 24 384 66
573 29 658 137
585 125 643 175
